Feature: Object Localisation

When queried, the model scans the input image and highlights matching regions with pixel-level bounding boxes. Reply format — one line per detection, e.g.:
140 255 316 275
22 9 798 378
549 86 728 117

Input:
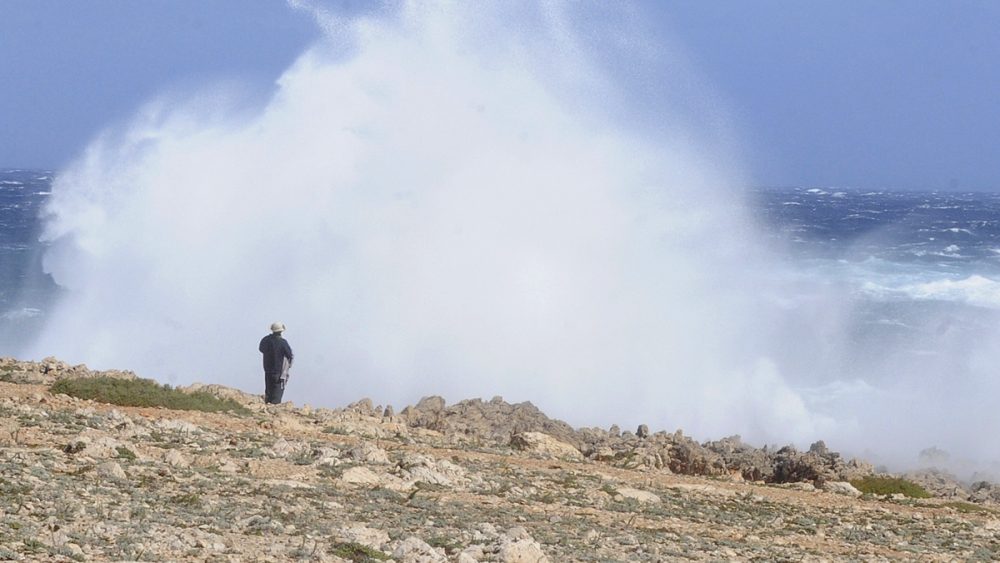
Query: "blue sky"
1 0 998 190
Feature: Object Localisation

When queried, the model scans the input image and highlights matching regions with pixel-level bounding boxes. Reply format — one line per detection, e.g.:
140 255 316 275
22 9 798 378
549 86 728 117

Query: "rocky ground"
1 357 999 561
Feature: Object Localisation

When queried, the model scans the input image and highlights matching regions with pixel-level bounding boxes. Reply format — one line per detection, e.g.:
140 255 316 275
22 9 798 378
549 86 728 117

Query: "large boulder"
510 432 583 461
822 481 862 497
616 487 661 503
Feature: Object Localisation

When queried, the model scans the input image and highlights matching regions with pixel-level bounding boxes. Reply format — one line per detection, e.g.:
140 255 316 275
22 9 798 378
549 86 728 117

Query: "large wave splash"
27 2 1000 467
31 2 798 437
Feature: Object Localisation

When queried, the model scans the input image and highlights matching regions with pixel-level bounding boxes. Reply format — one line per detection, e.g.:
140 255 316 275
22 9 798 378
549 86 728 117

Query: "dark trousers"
264 372 284 404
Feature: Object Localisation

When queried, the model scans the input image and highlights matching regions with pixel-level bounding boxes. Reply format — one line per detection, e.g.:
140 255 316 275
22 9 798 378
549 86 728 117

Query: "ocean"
0 169 58 350
5 168 1000 361
752 186 1000 393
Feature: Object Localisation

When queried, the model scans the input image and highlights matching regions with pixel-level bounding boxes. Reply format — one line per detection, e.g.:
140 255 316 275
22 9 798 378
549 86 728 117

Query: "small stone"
339 525 390 550
636 424 649 438
314 447 341 466
97 461 126 481
392 536 447 562
498 539 550 563
780 482 816 492
164 450 189 468
269 438 299 458
350 442 390 464
590 446 615 461
616 486 661 503
340 466 383 486
460 545 485 560
506 526 531 541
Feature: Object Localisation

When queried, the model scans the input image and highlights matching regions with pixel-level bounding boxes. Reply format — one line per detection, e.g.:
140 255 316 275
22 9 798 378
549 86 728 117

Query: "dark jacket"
259 333 294 375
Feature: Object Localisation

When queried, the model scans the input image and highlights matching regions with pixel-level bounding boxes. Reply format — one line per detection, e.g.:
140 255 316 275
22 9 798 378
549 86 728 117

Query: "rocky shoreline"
1 357 999 561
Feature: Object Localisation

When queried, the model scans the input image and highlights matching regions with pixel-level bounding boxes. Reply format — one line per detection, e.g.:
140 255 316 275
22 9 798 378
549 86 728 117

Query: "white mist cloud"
28 2 1000 467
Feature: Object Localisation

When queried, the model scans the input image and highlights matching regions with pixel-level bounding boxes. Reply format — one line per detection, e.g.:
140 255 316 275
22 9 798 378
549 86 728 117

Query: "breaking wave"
900 275 1000 308
25 2 1000 467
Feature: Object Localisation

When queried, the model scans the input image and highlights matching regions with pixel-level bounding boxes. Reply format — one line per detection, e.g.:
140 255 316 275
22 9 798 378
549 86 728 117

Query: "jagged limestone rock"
510 432 583 461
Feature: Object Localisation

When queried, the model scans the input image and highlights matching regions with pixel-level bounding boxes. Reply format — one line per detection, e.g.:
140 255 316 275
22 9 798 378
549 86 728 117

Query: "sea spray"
26 2 1000 468
30 2 795 434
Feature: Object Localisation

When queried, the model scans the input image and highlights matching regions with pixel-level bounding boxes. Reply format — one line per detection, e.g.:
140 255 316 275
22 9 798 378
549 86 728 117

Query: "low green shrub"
171 493 203 508
50 377 249 415
328 542 389 562
849 476 931 498
939 501 996 514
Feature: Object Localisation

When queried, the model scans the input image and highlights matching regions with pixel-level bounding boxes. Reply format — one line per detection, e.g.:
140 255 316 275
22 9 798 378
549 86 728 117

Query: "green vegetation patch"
171 493 202 508
849 476 932 498
328 542 390 562
50 377 249 415
426 536 461 552
939 501 997 514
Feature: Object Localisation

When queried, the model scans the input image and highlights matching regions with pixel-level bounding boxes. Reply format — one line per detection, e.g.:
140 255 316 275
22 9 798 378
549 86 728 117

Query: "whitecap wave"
898 275 1000 308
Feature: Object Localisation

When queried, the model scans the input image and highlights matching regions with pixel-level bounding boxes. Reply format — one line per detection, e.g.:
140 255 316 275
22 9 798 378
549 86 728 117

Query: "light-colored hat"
270 322 286 333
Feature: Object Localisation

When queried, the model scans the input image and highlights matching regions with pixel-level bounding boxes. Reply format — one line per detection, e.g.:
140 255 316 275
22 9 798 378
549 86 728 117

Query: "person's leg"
264 373 278 404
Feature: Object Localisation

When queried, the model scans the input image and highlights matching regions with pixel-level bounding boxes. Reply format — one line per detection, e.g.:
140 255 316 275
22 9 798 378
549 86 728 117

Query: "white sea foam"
899 275 1000 308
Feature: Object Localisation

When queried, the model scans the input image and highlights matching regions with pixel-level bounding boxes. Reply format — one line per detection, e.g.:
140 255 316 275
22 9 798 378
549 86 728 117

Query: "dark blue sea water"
0 169 59 350
755 186 1000 276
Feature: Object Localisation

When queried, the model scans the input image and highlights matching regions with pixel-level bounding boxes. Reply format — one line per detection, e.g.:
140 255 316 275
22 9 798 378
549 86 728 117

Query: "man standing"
259 322 294 404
